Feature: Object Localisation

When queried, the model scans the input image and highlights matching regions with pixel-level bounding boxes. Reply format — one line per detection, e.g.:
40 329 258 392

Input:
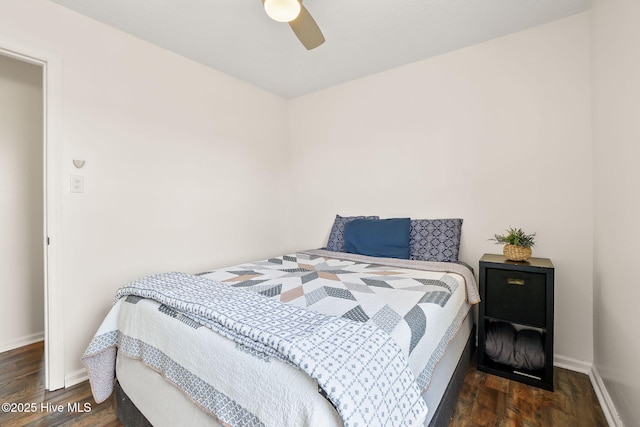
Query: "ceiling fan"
262 0 325 50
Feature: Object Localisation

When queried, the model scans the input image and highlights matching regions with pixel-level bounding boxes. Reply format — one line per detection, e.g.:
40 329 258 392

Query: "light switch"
70 175 84 193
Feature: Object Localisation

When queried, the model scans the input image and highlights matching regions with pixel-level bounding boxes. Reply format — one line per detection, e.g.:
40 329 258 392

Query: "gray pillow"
485 322 545 370
409 218 463 262
485 321 517 366
514 329 545 370
326 214 379 252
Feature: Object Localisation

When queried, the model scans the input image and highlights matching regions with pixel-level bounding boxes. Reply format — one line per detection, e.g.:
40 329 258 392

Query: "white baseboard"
553 353 592 374
554 354 623 427
589 364 625 427
65 367 88 388
0 331 44 353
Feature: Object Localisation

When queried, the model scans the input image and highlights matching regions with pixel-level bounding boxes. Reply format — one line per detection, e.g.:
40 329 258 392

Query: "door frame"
0 38 64 390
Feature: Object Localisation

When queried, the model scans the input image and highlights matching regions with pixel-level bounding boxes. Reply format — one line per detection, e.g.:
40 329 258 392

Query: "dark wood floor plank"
1 342 608 426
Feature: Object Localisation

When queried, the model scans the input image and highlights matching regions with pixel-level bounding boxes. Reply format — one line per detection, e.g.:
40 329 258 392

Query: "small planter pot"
503 244 532 261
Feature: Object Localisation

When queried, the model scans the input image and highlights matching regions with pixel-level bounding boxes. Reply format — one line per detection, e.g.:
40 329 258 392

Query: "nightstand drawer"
485 268 546 327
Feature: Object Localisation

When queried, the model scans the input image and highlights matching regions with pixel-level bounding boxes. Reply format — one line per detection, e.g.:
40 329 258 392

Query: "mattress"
84 249 479 427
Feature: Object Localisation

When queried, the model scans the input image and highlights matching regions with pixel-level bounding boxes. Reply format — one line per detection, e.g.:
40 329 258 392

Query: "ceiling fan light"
264 0 301 23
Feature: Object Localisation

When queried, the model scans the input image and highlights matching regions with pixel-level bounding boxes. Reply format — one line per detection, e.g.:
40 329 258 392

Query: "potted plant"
490 227 536 261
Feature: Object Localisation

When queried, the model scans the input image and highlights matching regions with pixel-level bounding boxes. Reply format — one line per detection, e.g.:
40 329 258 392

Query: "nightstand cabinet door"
485 268 546 327
477 253 554 391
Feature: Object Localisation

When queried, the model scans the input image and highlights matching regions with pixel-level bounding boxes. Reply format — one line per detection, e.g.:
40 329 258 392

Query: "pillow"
326 214 379 252
409 218 463 262
344 218 411 259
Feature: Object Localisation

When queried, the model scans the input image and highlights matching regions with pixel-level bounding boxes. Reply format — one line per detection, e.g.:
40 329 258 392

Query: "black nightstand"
477 253 555 391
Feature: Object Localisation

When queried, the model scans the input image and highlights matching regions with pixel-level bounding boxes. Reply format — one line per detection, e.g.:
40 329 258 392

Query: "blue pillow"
326 214 379 252
344 218 411 259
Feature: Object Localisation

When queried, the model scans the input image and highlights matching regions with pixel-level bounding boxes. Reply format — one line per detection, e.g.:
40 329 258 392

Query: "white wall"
0 54 44 351
288 13 593 363
0 0 290 379
592 1 640 425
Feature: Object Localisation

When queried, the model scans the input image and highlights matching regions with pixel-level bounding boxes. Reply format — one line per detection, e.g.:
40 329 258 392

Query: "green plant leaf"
489 226 536 248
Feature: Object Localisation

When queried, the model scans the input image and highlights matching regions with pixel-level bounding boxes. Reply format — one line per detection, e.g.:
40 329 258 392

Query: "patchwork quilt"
82 250 478 427
200 249 478 390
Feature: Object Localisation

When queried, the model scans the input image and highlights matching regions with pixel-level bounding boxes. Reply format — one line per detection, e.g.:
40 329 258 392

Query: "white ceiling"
50 0 590 99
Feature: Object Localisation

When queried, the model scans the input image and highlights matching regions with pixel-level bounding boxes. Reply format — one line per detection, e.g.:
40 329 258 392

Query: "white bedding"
198 250 477 392
116 312 475 427
115 295 342 426
84 250 479 427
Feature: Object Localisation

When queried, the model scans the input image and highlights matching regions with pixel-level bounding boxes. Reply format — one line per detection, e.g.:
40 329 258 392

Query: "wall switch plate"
70 175 84 193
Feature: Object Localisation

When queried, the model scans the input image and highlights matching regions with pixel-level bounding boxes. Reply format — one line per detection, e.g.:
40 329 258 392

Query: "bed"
83 216 480 427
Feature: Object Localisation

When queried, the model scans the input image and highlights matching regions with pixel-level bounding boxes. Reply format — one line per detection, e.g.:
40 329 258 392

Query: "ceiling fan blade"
289 4 325 50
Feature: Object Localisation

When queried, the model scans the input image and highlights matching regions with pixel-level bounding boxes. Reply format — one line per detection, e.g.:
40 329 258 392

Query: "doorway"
0 55 44 353
0 41 63 391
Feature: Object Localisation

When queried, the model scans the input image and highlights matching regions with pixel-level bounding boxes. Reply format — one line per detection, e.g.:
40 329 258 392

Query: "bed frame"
426 325 475 426
114 325 475 427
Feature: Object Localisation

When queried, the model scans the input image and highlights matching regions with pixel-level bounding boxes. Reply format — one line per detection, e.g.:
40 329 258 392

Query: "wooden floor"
448 357 609 427
0 342 608 427
0 341 120 427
